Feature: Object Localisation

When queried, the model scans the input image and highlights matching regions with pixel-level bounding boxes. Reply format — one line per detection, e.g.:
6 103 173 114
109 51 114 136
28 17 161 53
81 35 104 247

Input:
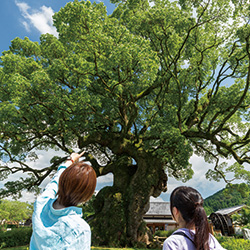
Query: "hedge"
154 230 174 238
1 229 250 250
0 228 32 249
216 236 250 250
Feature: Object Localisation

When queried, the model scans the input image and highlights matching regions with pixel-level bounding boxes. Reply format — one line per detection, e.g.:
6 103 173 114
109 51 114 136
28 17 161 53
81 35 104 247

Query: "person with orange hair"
30 152 97 250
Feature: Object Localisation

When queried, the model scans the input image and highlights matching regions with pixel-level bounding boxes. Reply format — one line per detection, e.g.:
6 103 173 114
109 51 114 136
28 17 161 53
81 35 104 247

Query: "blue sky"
0 0 115 54
0 0 248 203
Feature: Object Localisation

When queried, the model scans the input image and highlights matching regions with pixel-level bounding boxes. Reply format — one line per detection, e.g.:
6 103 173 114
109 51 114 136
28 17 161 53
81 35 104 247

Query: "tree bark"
90 154 167 247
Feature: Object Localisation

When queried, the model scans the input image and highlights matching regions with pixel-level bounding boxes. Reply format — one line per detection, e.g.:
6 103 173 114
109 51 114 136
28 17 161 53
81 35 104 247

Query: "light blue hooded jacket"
29 162 91 250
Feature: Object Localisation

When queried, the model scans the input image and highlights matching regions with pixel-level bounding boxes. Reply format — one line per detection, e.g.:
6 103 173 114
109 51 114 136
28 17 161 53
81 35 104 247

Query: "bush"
216 236 250 250
0 227 32 249
6 224 18 229
154 230 174 238
243 224 250 230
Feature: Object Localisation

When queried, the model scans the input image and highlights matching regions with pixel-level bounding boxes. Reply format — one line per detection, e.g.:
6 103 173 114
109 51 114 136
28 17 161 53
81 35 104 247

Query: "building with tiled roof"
143 202 178 233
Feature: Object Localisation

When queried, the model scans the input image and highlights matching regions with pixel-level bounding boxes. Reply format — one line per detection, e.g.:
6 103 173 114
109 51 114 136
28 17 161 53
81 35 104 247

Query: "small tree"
0 200 33 229
232 206 250 227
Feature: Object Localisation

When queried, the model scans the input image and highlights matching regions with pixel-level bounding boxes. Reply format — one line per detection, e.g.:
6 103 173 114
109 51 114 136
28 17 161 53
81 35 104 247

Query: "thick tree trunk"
90 155 167 247
126 156 167 245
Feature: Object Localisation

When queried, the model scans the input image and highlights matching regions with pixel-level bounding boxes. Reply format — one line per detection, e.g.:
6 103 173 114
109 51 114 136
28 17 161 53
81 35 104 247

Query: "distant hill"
203 183 250 215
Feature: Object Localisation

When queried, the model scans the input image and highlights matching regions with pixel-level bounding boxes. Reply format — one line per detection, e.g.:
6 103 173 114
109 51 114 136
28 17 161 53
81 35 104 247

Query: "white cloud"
182 60 190 69
150 196 165 202
97 173 113 184
1 147 249 203
6 190 36 203
15 1 58 37
0 149 115 202
160 153 250 202
149 1 155 7
19 191 37 203
16 2 29 13
22 20 31 32
0 149 67 201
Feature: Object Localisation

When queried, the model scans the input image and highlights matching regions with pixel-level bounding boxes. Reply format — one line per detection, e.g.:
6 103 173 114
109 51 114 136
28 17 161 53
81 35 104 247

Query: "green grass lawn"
3 247 150 250
92 248 150 250
3 242 250 250
2 247 28 250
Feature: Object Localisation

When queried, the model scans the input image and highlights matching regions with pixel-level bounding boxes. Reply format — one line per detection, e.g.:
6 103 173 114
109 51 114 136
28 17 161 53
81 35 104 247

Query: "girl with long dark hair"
163 186 225 250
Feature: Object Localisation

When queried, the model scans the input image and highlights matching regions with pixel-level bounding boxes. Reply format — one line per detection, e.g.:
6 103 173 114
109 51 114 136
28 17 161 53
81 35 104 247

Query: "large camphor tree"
0 0 250 246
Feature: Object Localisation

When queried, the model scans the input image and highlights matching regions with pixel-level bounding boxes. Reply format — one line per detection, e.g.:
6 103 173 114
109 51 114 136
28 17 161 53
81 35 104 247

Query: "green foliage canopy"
0 200 33 222
232 206 250 226
0 0 249 232
0 0 250 246
204 183 250 215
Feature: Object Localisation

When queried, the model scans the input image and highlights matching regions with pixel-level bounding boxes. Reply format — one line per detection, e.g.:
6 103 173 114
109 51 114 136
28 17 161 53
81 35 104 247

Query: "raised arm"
38 152 85 200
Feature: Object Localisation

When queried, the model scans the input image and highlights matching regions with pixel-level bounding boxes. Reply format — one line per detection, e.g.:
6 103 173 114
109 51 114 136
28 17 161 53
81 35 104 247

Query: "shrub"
154 230 174 238
243 224 250 230
0 227 32 249
216 236 250 250
6 224 18 229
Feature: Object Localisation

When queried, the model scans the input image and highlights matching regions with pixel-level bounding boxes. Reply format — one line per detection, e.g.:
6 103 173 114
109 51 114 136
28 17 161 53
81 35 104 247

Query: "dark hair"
57 162 96 207
170 186 210 250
